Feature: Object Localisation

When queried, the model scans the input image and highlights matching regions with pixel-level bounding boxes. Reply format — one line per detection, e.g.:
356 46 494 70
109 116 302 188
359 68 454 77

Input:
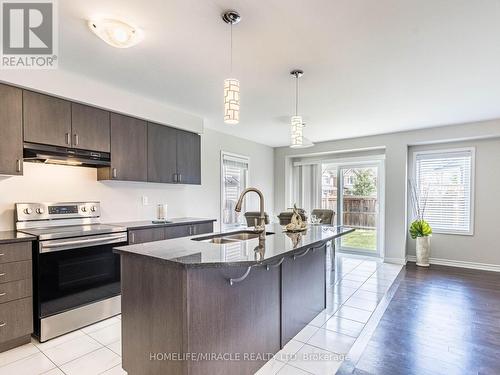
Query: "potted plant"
409 180 432 267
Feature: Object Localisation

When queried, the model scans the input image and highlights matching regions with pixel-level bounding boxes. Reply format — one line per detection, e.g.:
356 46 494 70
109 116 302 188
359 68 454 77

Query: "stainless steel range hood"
23 142 111 168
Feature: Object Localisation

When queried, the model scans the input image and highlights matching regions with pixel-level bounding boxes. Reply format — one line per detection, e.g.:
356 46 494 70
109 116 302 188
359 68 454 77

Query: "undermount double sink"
192 230 275 244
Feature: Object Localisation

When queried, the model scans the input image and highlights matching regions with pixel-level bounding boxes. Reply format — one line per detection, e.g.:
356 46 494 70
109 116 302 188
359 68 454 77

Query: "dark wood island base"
115 224 354 375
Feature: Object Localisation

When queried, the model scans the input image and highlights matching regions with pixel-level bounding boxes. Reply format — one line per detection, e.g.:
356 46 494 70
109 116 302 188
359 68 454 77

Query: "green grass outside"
341 228 377 251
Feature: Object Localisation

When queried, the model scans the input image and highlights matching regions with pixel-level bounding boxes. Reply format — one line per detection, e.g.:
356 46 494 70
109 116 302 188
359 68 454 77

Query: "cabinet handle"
178 174 182 183
0 273 5 277
192 226 196 235
173 173 177 183
130 232 135 244
65 133 70 145
0 322 6 328
0 253 4 256
228 266 253 286
0 293 5 297
16 159 21 173
112 168 117 179
293 248 310 260
266 257 284 270
74 134 79 146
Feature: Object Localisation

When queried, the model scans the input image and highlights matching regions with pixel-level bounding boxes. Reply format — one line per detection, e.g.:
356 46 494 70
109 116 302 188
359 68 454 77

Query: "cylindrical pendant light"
222 11 241 125
290 70 304 148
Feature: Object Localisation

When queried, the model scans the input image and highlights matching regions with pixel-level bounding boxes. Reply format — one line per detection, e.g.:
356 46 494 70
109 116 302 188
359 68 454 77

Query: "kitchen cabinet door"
164 225 191 239
147 123 177 183
71 103 110 152
281 244 326 346
191 222 213 236
129 228 165 245
0 298 33 346
23 90 71 147
99 113 147 182
0 84 23 175
176 130 201 185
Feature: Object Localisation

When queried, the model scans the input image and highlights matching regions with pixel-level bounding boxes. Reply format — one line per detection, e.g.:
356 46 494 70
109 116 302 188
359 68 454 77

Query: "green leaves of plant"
409 220 432 239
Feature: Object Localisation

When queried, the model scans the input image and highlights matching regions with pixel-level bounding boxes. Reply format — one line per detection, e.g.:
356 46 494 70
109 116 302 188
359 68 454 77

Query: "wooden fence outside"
321 196 377 229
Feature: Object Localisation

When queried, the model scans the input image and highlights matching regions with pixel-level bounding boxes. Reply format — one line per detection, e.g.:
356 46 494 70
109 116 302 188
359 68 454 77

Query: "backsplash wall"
0 128 274 231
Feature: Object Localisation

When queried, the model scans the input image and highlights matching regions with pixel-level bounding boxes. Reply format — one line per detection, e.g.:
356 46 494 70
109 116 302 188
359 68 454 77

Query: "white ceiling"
59 0 500 147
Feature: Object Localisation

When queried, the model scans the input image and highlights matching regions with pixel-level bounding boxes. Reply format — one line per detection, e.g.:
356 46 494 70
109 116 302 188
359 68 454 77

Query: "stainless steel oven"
16 202 127 342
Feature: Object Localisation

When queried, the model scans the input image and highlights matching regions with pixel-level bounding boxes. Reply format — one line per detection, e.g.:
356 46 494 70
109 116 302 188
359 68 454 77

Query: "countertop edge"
114 228 355 269
108 218 217 230
0 232 36 244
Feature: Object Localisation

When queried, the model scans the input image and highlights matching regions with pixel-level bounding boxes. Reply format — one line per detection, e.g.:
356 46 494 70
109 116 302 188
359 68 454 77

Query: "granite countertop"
106 217 216 230
0 230 36 244
114 223 354 268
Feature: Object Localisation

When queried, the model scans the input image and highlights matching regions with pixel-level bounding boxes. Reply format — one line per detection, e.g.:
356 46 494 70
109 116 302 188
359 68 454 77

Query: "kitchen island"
114 224 354 375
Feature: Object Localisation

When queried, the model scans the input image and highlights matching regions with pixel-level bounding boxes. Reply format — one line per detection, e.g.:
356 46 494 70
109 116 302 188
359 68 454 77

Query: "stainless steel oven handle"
40 233 128 253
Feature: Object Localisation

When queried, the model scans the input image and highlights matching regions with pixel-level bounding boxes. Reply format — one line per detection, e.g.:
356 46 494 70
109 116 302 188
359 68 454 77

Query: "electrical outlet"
142 196 149 205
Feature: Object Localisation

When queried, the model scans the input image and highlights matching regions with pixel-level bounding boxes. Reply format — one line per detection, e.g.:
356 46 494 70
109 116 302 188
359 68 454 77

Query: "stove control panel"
15 202 101 221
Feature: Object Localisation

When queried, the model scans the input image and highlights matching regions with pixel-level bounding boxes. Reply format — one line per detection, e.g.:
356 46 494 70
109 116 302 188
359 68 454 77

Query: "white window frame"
412 147 475 236
220 151 250 230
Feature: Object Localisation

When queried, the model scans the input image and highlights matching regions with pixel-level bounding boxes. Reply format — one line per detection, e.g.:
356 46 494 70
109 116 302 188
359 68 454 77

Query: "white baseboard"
383 257 407 265
406 255 500 272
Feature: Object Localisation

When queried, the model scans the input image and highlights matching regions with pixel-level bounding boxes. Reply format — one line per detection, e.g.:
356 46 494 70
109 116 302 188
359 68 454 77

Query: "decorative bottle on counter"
157 204 168 221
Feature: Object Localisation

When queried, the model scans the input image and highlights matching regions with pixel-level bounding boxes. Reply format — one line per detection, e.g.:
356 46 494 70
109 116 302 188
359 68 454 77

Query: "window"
414 148 475 235
221 152 249 228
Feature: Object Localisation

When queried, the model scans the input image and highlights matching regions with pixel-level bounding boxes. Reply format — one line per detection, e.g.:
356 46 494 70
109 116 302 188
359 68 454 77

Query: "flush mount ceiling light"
88 18 143 48
289 69 314 149
222 10 241 125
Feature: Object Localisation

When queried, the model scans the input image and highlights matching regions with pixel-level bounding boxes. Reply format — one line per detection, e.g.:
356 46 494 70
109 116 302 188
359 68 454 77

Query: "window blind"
414 149 474 234
221 153 249 228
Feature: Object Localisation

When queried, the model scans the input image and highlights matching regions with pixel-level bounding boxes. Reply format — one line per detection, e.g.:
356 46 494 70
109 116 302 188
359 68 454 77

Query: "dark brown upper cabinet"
16 86 200 185
146 124 201 185
23 90 71 147
176 130 201 185
0 84 23 175
71 103 110 152
147 123 177 183
98 113 147 182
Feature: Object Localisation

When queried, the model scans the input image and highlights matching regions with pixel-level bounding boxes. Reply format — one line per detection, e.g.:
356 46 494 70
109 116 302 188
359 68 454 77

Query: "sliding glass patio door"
296 157 384 256
337 164 381 255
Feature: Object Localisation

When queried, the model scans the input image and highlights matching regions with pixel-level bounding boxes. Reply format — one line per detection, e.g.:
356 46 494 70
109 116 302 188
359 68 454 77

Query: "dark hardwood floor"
338 262 500 375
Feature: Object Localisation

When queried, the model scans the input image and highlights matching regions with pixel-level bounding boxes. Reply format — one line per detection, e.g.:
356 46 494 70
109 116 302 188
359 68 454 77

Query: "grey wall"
407 138 500 265
274 119 500 264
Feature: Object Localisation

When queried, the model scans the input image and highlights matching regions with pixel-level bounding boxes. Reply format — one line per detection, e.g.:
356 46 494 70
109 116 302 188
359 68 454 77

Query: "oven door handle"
40 233 128 253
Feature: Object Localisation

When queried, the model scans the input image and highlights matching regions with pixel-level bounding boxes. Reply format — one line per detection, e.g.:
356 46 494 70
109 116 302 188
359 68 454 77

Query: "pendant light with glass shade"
222 11 241 125
289 69 314 148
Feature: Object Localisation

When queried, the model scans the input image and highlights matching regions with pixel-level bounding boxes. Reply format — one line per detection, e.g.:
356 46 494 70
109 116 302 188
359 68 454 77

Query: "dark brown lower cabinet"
129 228 165 245
129 221 214 244
281 244 327 346
164 225 190 239
191 222 213 236
0 242 33 352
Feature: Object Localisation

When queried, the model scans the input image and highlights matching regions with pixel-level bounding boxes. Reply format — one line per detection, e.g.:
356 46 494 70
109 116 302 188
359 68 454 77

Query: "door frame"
335 159 385 258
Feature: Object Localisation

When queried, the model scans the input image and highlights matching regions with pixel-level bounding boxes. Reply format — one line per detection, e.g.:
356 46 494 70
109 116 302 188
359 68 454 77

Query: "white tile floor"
0 317 123 375
256 255 403 375
0 255 402 375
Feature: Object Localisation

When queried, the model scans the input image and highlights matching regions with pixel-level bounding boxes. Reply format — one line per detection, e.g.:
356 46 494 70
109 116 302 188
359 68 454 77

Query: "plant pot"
416 236 430 267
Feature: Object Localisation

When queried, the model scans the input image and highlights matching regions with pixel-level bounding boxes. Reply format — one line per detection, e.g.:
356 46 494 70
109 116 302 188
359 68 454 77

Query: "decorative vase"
416 236 430 267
